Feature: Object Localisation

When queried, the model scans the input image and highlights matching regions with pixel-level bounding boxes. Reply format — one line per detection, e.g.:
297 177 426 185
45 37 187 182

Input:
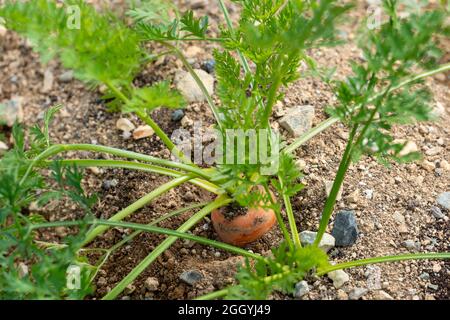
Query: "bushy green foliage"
328 0 448 165
0 108 97 299
228 243 329 299
0 0 143 86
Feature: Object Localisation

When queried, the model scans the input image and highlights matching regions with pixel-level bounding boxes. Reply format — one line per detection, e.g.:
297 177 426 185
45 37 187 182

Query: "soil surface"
1 1 448 300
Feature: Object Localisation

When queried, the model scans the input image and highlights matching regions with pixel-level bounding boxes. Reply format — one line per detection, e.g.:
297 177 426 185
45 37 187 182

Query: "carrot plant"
1 0 449 301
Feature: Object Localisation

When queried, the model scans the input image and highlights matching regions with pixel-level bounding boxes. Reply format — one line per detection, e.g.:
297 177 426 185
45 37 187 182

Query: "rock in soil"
201 59 216 74
294 281 310 299
372 290 394 300
145 277 159 292
430 206 445 219
133 125 154 140
58 70 74 83
436 192 450 210
180 270 204 286
174 69 214 103
327 269 350 289
324 180 343 201
0 96 24 126
171 109 185 122
299 231 335 252
331 210 359 246
279 105 315 137
349 287 368 300
41 68 54 93
116 118 136 132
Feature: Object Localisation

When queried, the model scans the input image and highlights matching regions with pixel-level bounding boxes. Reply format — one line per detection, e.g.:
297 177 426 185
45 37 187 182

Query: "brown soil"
0 0 448 300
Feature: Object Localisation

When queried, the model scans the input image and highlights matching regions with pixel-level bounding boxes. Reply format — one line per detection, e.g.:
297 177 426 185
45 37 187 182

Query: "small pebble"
145 277 159 292
171 109 185 122
327 269 349 289
430 206 445 219
294 281 310 299
116 118 136 132
133 125 154 140
349 287 368 300
180 270 204 286
436 192 450 210
331 210 359 246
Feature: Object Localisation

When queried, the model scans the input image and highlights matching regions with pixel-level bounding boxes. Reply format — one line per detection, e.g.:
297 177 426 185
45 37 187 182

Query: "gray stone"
279 105 315 137
0 96 24 127
294 281 310 299
349 287 368 300
102 179 119 190
331 210 359 246
427 283 438 291
180 270 204 286
403 239 420 251
174 69 214 103
171 109 185 122
201 59 215 74
58 70 74 83
419 272 430 281
436 192 450 210
430 206 445 219
327 269 349 289
299 231 335 252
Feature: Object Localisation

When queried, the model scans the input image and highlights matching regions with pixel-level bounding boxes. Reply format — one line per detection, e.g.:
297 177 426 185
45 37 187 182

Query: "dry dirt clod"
133 125 154 140
145 277 159 292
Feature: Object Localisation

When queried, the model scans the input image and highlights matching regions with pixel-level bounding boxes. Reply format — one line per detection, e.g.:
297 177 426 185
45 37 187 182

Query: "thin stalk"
97 220 261 260
262 184 293 249
82 175 194 246
276 178 301 249
195 288 230 300
47 159 220 194
317 252 450 275
283 62 450 154
217 0 251 74
313 125 356 246
30 143 211 180
109 202 209 253
159 41 223 131
29 218 261 261
104 81 191 164
103 194 232 300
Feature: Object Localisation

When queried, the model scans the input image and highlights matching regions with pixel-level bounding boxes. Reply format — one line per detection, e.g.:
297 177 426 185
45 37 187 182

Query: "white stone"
116 118 136 132
299 231 335 252
327 269 350 289
0 141 8 154
174 69 214 103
